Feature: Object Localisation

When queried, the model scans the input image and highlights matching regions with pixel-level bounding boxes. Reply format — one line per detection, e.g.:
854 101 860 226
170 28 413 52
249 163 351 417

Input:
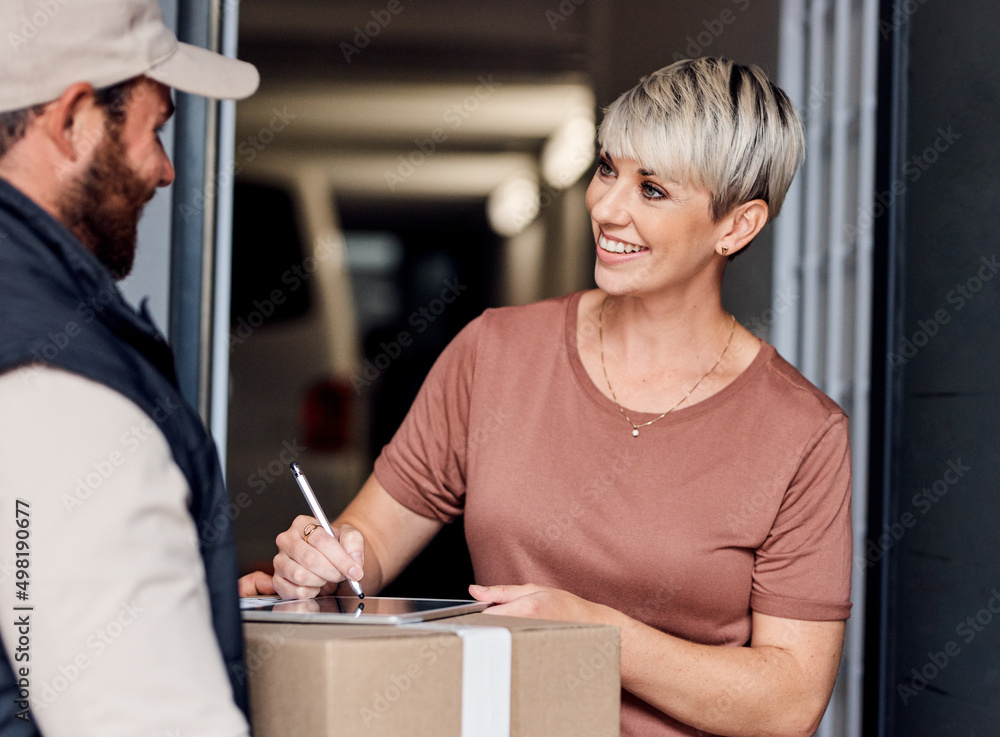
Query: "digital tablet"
240 595 489 624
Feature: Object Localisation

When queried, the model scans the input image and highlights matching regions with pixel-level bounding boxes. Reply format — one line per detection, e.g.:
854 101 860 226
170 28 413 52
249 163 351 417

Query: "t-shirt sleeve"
750 412 853 621
373 315 484 522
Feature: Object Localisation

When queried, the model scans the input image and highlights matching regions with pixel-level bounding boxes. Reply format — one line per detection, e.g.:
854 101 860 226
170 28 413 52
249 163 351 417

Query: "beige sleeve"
0 366 249 737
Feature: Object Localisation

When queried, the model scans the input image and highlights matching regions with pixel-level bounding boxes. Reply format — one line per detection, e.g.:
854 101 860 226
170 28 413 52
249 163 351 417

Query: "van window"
344 231 404 340
230 181 312 326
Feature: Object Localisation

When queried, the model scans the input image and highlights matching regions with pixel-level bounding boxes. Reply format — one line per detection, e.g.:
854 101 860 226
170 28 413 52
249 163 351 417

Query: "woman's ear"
716 199 769 258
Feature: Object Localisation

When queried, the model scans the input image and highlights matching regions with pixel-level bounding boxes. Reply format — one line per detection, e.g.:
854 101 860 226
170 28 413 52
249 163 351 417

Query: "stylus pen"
290 462 364 598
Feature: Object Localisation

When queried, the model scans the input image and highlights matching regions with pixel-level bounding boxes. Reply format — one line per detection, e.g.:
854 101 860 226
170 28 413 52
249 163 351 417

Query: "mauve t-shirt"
375 291 852 737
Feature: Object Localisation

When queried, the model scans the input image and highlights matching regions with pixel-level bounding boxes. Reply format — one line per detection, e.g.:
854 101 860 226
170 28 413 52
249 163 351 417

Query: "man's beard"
58 126 155 280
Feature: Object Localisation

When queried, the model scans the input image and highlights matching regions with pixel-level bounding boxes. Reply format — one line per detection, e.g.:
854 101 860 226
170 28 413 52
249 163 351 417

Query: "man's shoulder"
0 364 143 414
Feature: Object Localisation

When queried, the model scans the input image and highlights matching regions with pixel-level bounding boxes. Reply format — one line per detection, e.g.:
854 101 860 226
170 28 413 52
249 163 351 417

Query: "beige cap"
0 0 259 113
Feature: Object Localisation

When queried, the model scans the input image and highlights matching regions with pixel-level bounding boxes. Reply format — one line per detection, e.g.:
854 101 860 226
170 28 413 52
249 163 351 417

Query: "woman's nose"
589 180 630 227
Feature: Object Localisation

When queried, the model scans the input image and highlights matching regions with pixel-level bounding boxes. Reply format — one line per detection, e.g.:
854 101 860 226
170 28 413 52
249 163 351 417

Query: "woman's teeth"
599 235 647 254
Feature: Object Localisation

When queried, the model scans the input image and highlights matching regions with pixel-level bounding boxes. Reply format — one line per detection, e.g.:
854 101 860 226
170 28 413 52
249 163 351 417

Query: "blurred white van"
226 166 367 568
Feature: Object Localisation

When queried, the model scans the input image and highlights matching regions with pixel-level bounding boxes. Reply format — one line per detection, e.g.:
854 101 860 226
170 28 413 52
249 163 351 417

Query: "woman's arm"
271 472 443 600
622 609 843 737
472 585 843 737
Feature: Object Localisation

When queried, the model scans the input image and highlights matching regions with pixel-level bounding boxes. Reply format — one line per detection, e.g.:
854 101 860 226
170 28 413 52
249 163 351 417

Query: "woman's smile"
596 230 650 265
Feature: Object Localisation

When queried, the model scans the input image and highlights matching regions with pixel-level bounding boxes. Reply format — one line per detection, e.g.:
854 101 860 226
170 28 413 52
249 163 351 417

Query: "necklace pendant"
600 300 737 443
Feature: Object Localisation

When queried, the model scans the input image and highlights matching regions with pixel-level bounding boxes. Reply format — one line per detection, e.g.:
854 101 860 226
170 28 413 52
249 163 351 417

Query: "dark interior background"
870 0 1000 733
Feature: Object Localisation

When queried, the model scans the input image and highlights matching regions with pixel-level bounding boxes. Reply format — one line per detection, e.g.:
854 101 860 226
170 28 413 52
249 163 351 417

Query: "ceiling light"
541 114 596 189
487 173 540 237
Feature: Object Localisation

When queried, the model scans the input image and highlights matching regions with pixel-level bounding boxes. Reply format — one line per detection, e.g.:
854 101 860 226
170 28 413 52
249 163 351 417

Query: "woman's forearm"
615 611 844 737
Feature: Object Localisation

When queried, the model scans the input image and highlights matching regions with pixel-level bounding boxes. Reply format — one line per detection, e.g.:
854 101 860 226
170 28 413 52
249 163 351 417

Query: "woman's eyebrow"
603 151 669 182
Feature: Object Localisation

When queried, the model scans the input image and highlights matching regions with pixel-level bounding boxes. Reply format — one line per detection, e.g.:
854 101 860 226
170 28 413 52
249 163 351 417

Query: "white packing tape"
405 622 513 737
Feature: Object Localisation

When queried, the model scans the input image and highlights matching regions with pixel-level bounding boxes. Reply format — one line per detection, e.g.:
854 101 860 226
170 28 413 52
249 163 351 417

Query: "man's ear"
39 82 102 162
716 199 769 258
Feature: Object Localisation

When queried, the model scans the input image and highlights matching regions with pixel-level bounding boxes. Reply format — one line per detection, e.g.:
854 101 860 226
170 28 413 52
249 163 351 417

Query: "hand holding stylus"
290 462 365 598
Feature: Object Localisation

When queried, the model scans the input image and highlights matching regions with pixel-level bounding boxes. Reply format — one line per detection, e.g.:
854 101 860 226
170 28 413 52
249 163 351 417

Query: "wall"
878 0 1000 733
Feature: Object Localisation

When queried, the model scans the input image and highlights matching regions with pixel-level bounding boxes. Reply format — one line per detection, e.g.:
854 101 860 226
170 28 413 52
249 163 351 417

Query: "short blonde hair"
598 57 804 221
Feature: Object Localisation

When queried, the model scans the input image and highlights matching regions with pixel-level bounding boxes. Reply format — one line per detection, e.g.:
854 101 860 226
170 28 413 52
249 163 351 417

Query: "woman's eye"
641 182 665 199
597 160 614 177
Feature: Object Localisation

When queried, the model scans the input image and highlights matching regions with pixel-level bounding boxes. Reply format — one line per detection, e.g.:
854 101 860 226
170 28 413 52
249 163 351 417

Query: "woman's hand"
469 583 623 627
267 473 445 601
271 515 366 600
238 570 277 597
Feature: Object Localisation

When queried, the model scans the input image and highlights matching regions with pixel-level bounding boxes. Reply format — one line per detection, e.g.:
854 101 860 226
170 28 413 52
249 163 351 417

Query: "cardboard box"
243 612 620 736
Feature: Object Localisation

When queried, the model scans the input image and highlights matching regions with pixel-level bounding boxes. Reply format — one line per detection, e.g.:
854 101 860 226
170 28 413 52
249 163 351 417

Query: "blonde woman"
263 57 852 737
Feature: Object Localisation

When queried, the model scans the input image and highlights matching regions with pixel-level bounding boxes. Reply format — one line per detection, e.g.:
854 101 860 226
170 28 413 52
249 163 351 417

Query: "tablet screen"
240 595 488 624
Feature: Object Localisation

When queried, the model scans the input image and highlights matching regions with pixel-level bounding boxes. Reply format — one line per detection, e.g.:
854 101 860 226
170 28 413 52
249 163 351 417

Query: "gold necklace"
598 296 737 437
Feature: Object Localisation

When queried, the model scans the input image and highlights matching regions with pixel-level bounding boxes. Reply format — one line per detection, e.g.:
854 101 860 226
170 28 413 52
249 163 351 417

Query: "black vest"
0 179 248 733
